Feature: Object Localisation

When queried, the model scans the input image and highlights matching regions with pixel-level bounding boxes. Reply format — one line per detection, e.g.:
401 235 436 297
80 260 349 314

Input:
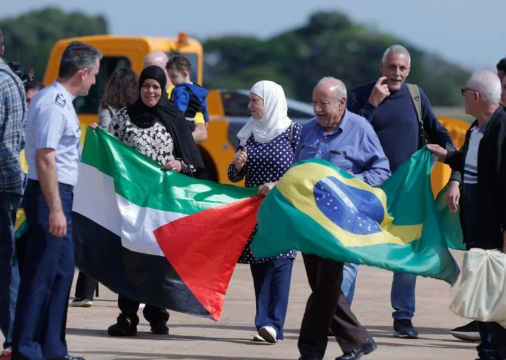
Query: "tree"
203 11 470 106
0 7 108 81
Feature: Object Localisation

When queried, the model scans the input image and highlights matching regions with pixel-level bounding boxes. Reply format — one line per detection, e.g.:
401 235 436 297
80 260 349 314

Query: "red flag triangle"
153 195 263 320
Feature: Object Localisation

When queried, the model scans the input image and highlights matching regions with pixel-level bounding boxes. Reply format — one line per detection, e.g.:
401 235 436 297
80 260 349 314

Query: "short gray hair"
317 76 347 100
58 41 102 79
382 45 411 66
467 71 502 104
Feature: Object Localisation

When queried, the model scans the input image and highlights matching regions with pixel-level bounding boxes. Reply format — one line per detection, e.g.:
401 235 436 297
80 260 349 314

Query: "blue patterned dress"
228 123 302 264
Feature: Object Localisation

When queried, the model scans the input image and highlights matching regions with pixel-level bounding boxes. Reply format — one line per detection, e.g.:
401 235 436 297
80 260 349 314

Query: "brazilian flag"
15 150 29 239
14 209 27 238
434 183 465 251
252 148 460 285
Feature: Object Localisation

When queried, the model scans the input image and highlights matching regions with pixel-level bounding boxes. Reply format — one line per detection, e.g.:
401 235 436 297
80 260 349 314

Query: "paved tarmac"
3 251 477 360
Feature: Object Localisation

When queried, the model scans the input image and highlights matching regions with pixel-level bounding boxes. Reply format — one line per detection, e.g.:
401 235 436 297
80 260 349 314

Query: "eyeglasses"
461 87 479 96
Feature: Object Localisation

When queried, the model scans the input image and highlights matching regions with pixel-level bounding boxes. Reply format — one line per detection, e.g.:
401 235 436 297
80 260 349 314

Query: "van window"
74 56 131 114
221 91 251 117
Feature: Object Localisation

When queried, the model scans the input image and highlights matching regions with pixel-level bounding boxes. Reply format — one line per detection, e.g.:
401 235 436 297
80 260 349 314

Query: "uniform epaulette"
55 94 66 108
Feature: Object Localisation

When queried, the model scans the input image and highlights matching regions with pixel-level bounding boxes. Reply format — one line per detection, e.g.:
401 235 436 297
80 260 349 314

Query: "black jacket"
445 108 506 250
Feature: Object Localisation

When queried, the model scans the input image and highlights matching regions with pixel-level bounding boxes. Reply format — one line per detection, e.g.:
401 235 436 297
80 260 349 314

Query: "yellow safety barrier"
431 117 469 196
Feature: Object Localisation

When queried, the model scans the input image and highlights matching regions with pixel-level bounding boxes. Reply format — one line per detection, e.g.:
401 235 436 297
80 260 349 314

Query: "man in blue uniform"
11 41 102 360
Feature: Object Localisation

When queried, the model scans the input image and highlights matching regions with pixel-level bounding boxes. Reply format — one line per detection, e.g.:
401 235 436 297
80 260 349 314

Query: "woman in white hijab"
228 80 302 344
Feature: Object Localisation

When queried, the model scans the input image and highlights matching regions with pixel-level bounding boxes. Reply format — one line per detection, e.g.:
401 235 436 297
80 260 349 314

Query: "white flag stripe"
73 163 186 257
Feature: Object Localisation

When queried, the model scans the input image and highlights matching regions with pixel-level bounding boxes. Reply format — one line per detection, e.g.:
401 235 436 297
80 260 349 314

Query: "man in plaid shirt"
0 28 27 360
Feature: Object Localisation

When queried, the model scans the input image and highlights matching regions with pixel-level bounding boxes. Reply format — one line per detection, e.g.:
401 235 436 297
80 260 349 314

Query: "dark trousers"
250 258 294 340
12 181 75 360
299 254 370 360
0 192 22 350
118 295 169 326
74 271 97 300
16 233 26 276
477 321 506 359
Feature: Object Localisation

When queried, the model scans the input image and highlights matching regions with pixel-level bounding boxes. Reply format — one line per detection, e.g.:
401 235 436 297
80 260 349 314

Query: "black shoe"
328 329 335 337
150 321 169 335
393 319 418 339
335 338 377 360
450 321 481 342
108 314 137 336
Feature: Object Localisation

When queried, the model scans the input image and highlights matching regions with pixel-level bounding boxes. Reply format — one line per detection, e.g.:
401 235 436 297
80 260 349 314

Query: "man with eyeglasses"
446 76 506 344
447 78 506 344
347 44 453 340
428 71 506 360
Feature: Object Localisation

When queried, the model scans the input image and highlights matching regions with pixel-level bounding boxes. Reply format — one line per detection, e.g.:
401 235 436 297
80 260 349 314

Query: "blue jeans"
0 192 22 350
342 263 359 305
342 263 416 320
12 181 75 360
250 258 294 340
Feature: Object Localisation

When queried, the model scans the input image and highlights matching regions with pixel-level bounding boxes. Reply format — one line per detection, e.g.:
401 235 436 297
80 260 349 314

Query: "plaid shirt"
0 59 27 194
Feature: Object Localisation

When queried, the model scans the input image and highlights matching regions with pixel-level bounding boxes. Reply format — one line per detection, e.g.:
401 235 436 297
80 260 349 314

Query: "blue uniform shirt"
25 81 81 186
294 110 391 187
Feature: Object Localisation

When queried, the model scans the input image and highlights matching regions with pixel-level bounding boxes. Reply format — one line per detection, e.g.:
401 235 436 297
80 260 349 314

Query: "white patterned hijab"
237 80 292 146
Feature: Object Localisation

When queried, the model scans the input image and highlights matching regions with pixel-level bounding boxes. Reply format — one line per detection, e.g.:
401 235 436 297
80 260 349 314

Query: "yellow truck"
42 33 469 194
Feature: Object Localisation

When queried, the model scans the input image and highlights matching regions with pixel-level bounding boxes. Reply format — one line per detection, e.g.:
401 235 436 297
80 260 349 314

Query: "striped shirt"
462 121 488 247
0 59 27 194
463 124 486 184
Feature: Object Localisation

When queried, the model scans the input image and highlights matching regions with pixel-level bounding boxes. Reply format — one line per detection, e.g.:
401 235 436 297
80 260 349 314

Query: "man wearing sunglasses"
428 71 506 360
446 81 506 344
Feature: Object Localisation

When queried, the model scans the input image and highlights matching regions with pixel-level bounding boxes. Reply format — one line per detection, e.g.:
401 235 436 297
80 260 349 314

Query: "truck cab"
43 34 236 183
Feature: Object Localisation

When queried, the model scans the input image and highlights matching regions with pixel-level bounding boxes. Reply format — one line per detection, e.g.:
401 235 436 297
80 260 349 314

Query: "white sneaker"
71 298 93 307
252 334 265 342
258 326 277 344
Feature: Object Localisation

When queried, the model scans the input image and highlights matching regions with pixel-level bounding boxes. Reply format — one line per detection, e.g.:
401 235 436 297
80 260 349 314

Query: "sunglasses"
461 87 479 96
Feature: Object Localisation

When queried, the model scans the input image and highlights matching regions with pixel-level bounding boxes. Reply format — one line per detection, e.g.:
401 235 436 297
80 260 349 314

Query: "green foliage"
0 7 108 81
203 11 470 106
0 8 469 106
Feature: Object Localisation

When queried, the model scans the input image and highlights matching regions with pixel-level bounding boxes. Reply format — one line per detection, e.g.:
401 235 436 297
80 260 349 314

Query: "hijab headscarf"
127 66 205 173
237 80 292 146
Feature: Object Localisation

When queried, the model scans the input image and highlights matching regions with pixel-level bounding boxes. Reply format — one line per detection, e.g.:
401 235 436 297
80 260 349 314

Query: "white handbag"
450 248 506 327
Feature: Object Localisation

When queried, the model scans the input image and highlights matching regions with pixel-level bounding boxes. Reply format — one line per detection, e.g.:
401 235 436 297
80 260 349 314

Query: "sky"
2 0 504 71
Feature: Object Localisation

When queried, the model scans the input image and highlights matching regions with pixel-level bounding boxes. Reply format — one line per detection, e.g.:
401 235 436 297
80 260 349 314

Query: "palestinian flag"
73 128 261 320
252 148 460 285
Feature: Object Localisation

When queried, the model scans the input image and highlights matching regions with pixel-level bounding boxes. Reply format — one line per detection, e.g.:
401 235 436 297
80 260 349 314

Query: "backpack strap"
407 83 428 148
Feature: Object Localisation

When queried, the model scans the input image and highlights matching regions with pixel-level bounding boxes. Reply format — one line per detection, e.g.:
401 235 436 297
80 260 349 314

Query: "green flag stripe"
15 220 27 239
252 148 460 285
80 128 257 213
254 188 460 284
